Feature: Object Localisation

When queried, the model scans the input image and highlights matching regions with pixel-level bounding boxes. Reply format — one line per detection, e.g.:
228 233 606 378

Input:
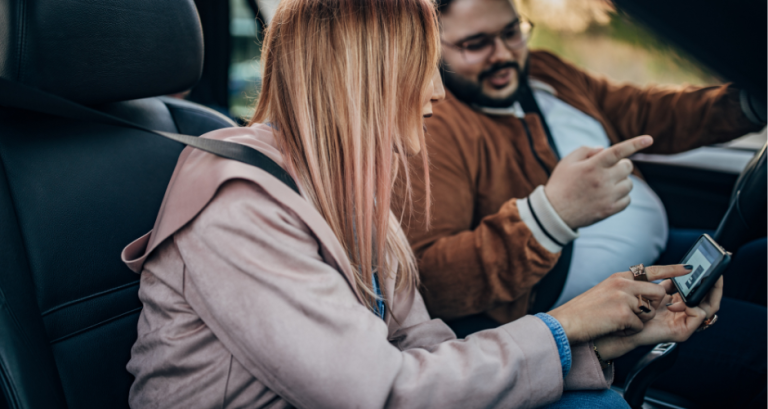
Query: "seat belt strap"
0 77 300 194
517 81 573 314
518 81 561 160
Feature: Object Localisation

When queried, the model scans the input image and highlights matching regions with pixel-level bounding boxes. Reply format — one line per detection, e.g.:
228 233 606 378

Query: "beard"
441 59 530 108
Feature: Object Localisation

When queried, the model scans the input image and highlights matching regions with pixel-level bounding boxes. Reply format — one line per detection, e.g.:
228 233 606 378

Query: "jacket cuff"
517 186 579 254
564 342 614 390
534 313 572 378
498 315 565 405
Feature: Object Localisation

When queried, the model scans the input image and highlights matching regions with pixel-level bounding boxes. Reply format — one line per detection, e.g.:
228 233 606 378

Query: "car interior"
0 1 236 408
613 0 767 241
0 0 764 408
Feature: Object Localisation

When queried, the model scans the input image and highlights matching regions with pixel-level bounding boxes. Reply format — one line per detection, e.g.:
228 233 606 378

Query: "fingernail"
684 265 694 270
640 136 652 146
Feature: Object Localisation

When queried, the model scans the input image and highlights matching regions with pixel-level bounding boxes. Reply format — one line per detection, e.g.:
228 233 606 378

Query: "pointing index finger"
593 135 653 167
644 264 693 281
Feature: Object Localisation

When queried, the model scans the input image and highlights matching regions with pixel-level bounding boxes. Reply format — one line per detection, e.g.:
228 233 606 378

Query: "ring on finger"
696 314 719 332
630 264 648 282
630 264 652 313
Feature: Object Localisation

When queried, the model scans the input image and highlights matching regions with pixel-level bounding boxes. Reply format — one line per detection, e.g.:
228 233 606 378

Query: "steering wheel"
622 141 766 409
713 141 767 251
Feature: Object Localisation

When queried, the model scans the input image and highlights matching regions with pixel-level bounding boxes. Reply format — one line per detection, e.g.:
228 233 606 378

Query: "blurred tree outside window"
516 0 721 87
516 0 765 147
229 0 264 122
226 0 746 126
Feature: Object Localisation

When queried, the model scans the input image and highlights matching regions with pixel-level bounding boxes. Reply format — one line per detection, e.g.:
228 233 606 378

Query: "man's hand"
545 135 653 229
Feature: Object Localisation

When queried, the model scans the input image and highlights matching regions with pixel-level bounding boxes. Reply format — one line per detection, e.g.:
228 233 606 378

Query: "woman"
122 0 721 407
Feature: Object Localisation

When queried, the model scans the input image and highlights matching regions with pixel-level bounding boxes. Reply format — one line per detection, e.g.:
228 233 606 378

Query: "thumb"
585 146 605 159
563 146 604 162
667 302 687 312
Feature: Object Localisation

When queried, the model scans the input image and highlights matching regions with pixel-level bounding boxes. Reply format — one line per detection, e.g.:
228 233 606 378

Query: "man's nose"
487 36 513 64
432 71 446 103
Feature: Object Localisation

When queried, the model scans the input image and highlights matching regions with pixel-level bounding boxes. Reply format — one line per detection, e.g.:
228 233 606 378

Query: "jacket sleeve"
554 53 763 154
395 114 560 321
389 273 612 392
174 180 592 409
564 342 613 391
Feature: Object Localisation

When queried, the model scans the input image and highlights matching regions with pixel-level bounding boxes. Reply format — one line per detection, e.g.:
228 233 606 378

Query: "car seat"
0 0 235 407
0 0 702 408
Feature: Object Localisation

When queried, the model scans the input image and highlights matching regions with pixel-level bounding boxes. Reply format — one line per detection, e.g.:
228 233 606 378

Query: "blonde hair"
250 0 440 309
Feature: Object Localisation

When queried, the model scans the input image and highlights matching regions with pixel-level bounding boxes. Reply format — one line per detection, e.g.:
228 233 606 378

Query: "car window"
517 0 720 87
225 0 765 148
229 0 265 122
516 0 765 149
230 0 719 112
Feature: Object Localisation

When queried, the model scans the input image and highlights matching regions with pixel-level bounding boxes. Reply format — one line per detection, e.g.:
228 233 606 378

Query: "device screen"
674 238 722 297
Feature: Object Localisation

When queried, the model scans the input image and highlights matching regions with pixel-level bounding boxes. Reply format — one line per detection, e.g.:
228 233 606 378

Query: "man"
395 0 766 406
399 0 765 325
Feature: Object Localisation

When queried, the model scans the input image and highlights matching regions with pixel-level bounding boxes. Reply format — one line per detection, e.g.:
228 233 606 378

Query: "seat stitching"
163 100 183 133
167 105 237 129
0 358 22 408
0 132 38 348
49 306 143 345
14 0 28 82
40 281 140 317
170 105 231 122
0 129 55 404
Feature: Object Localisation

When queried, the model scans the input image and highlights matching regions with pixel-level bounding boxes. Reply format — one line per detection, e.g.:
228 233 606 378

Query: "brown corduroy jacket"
397 50 761 325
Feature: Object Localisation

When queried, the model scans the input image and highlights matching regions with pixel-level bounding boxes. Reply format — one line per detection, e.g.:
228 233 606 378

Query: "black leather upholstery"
0 98 234 409
0 1 236 408
0 0 203 105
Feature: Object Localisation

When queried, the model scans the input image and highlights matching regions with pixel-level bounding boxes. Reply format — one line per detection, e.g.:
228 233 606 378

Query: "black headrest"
0 0 204 105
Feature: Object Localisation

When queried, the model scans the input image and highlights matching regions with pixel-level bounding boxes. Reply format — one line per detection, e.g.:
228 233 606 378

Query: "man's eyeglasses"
441 18 534 64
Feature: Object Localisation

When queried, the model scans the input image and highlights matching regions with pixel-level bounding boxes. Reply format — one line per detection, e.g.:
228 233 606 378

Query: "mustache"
478 61 520 82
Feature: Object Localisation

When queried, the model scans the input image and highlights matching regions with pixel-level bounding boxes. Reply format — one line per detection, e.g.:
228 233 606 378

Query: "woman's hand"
548 265 693 345
592 276 723 361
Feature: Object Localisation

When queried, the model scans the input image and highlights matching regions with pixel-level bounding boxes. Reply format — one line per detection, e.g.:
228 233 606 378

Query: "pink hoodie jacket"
121 123 612 408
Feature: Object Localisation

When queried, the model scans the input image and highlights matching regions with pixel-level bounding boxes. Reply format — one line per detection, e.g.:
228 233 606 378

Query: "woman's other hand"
618 276 723 354
592 275 723 361
548 265 695 345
